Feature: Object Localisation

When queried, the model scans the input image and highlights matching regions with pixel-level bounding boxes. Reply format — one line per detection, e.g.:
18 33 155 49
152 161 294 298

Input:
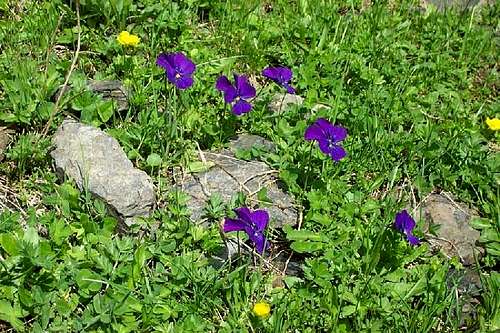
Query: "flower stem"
303 142 314 195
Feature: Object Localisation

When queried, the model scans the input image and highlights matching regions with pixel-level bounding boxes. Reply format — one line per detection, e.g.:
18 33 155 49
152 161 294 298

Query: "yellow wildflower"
117 31 140 47
486 117 500 131
252 302 271 318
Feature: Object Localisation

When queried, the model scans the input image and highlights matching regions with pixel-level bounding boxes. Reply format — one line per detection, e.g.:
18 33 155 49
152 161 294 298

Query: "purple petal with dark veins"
223 218 247 233
246 227 269 254
304 122 324 141
328 125 348 143
156 53 171 70
406 233 421 246
329 145 346 161
216 75 233 92
235 75 256 99
175 76 194 90
232 99 252 115
172 53 196 75
251 210 269 231
284 83 296 94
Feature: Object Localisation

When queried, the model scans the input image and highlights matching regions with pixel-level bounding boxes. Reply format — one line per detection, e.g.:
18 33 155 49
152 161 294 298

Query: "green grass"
0 0 499 332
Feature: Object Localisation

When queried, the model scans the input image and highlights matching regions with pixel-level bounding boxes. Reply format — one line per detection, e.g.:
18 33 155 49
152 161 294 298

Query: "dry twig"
42 0 81 137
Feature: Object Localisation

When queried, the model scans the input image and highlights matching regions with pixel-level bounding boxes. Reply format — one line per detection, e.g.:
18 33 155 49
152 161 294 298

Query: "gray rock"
56 80 128 113
51 118 155 226
227 134 276 155
268 93 304 113
418 193 482 265
420 0 493 11
446 268 482 329
0 127 14 162
88 80 128 113
178 150 297 229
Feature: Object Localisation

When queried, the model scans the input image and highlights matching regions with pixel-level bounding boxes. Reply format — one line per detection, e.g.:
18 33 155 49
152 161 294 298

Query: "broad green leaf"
470 218 492 230
97 100 115 123
340 305 356 318
146 153 162 167
290 240 324 253
0 234 20 256
23 226 40 246
187 160 215 173
283 225 327 242
0 300 24 331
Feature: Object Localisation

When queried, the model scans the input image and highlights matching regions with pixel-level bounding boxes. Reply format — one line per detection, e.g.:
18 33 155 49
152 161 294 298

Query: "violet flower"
215 74 256 115
394 210 420 246
262 67 295 94
223 207 270 254
156 52 196 90
304 118 347 161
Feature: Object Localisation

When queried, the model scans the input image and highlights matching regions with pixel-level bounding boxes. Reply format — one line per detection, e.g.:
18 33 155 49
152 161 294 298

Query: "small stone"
418 193 482 265
55 80 129 113
227 134 276 155
88 80 129 113
0 127 14 162
419 0 493 11
179 150 297 228
51 118 155 227
268 93 304 113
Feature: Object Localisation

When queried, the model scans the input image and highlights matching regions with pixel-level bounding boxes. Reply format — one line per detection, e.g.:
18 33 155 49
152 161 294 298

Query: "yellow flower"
117 31 140 47
252 302 271 318
486 117 500 131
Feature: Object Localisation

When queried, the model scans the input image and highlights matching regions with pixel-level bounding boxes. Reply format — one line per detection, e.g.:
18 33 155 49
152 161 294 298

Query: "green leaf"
283 225 327 242
146 153 162 167
97 100 115 123
187 160 215 173
470 218 492 230
23 226 40 246
0 300 24 331
0 233 20 256
49 219 72 246
365 228 387 274
340 305 356 318
290 240 324 253
76 269 104 292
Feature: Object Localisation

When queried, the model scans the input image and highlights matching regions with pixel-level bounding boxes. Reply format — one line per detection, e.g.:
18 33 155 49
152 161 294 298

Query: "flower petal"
165 69 177 86
232 99 252 115
277 67 293 82
250 210 269 231
235 75 256 99
262 67 292 83
156 53 172 70
223 218 246 233
284 83 296 94
223 87 237 104
328 125 348 143
304 122 324 141
235 207 253 224
315 118 335 133
247 229 269 254
406 233 421 246
329 145 346 161
175 76 194 90
318 138 332 155
172 53 196 75
216 75 233 92
395 210 415 233
262 67 281 81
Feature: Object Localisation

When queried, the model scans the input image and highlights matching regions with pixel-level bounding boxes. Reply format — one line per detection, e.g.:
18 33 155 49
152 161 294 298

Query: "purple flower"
262 67 295 94
215 74 256 115
304 118 347 161
394 210 420 246
156 52 196 90
223 207 270 254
